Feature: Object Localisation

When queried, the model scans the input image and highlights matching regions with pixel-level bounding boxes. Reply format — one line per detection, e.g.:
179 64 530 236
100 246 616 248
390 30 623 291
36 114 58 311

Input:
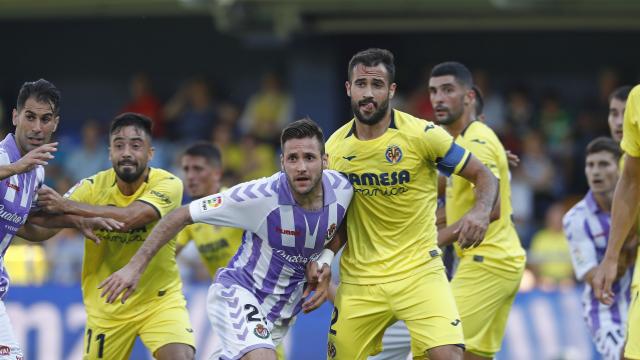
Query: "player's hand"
592 258 618 305
506 150 520 168
302 263 331 313
36 185 68 214
78 217 124 244
456 208 489 249
12 142 57 174
98 263 141 304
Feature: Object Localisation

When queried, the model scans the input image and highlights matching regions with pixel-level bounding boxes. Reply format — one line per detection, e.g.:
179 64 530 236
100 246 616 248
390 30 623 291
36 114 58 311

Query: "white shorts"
369 321 412 360
593 324 626 360
208 283 289 360
0 301 22 360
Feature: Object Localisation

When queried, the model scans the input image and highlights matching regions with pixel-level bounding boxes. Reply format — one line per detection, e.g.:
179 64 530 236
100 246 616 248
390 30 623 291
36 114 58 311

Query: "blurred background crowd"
1 1 640 296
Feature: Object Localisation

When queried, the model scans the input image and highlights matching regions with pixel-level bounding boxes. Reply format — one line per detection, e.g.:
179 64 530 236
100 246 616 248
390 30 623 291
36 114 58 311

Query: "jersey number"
245 304 265 322
86 329 106 358
329 307 338 335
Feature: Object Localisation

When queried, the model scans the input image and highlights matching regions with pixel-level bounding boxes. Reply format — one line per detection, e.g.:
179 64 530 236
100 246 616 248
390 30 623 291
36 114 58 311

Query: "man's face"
109 125 153 183
429 75 471 125
12 97 59 155
608 97 625 142
585 151 619 195
346 63 396 126
280 137 326 197
181 155 220 198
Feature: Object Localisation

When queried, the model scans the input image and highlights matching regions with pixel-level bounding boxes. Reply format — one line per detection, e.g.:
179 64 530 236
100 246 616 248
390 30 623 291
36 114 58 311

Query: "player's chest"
265 206 339 257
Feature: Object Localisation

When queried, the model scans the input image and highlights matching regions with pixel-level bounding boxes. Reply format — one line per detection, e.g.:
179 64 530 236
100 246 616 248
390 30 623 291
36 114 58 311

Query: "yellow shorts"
83 302 195 360
276 343 286 359
451 256 523 357
328 262 463 360
626 288 640 359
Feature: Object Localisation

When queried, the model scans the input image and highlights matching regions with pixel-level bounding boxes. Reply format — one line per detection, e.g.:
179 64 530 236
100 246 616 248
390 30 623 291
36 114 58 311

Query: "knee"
427 344 464 360
155 344 194 360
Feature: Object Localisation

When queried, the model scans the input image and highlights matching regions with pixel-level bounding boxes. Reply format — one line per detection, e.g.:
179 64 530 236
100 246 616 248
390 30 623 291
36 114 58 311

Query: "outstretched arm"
98 205 193 303
20 213 123 243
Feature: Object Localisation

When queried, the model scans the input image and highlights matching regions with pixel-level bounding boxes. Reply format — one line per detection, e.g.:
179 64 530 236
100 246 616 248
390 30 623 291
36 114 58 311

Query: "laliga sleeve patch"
201 195 224 212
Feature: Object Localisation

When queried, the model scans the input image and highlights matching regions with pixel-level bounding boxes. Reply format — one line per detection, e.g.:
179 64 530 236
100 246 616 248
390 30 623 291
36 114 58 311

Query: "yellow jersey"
176 223 243 277
446 121 525 275
621 84 640 288
67 167 184 320
326 109 470 284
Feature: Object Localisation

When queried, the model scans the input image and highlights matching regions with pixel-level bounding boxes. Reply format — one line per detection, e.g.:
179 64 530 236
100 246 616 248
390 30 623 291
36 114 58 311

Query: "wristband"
315 249 335 268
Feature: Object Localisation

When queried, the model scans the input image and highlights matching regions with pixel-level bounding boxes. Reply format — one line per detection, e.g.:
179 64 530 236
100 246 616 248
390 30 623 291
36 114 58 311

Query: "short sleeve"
421 123 471 177
621 86 640 157
65 177 95 203
562 211 598 281
464 137 501 180
137 175 183 218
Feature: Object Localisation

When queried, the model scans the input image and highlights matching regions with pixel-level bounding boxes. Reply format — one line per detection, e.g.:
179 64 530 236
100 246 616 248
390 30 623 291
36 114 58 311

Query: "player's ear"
11 109 18 127
389 83 397 99
52 115 60 133
464 87 475 106
322 153 328 169
280 153 285 172
345 81 351 97
148 146 155 161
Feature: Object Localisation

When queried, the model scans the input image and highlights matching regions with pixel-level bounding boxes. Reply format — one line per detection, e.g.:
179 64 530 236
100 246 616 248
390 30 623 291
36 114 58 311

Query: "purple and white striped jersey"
563 191 633 335
189 170 353 326
0 134 44 299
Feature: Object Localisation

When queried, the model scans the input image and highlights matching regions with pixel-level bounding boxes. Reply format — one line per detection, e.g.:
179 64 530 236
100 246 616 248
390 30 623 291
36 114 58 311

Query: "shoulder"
562 199 589 228
324 170 353 194
393 110 437 136
148 168 181 183
224 172 281 204
326 120 355 148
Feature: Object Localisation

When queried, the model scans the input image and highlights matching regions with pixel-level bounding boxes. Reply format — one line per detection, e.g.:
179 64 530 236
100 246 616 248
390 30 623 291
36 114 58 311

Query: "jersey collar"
585 190 603 214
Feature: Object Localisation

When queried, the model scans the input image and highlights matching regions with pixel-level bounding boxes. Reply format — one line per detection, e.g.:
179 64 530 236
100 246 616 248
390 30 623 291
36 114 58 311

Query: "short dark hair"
183 142 222 168
16 79 61 115
609 85 632 103
348 48 396 83
472 85 484 117
281 117 325 154
586 136 622 161
110 112 153 140
430 61 474 88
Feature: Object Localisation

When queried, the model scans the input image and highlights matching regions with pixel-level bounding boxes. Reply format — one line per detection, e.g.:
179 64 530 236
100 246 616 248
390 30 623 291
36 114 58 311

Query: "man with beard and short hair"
97 118 353 360
36 113 195 360
323 49 499 360
429 61 525 360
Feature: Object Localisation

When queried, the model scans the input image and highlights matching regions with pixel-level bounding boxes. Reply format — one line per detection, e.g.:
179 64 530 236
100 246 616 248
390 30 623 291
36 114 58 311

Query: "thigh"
208 283 276 359
138 299 195 357
329 282 395 360
369 321 412 360
451 260 522 357
392 269 464 358
0 301 22 360
83 316 136 360
625 289 640 360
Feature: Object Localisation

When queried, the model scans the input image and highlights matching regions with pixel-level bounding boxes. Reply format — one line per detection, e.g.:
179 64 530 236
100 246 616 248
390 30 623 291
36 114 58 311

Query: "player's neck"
292 186 324 212
443 115 472 139
593 190 614 213
116 167 150 196
354 111 392 141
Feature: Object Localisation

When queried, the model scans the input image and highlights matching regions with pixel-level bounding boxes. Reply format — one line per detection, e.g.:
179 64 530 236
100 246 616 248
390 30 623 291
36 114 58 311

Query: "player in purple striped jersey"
563 137 634 360
0 79 121 360
100 118 353 360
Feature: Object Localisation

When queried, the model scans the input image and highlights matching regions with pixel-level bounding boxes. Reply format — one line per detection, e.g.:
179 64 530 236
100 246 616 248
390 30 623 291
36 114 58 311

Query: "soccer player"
176 142 244 275
429 61 525 360
593 84 640 360
37 113 195 360
608 86 632 144
0 79 122 360
563 137 633 360
325 48 498 360
98 118 353 360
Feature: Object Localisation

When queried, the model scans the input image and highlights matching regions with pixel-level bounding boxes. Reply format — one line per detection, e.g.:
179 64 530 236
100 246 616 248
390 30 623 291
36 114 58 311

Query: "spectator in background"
64 119 110 182
607 85 632 144
519 130 558 220
528 202 575 289
164 77 219 142
239 72 293 146
474 69 507 135
539 90 571 156
121 73 165 138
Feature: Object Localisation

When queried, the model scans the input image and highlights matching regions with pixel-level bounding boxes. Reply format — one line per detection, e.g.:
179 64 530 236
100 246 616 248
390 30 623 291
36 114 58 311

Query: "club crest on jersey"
385 145 403 164
328 341 337 358
325 223 337 242
254 324 270 339
201 195 223 211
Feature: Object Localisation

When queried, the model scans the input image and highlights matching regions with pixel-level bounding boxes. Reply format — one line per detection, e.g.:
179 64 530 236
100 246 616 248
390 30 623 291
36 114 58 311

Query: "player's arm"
437 188 500 247
37 184 160 232
99 205 193 303
0 143 57 180
593 155 640 303
20 213 123 243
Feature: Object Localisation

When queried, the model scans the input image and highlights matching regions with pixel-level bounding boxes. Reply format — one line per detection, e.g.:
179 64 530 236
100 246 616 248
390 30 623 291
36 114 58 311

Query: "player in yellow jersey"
177 143 288 359
429 61 526 360
37 113 195 360
324 48 499 360
594 84 640 360
177 142 244 276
